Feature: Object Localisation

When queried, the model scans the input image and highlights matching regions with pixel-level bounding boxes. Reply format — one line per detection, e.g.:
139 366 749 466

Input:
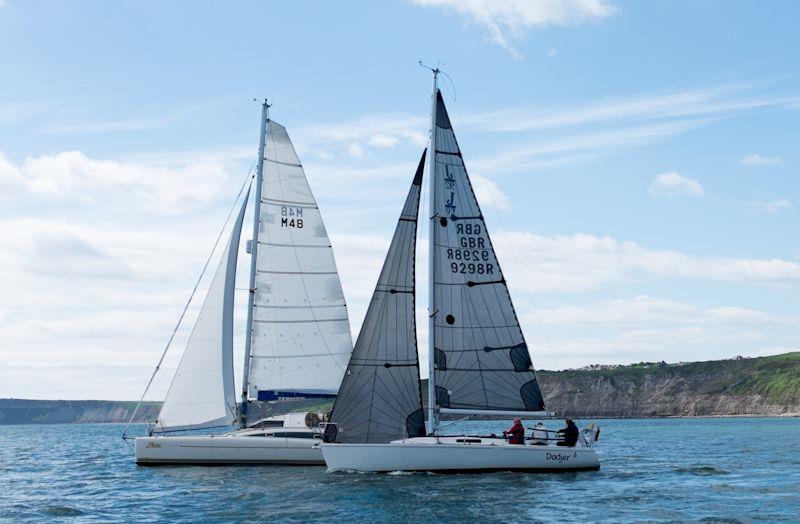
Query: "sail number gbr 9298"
280 206 303 228
447 222 495 275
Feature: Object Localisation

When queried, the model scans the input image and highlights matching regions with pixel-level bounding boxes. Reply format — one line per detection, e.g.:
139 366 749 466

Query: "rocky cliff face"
0 399 161 424
3 353 798 423
538 352 800 418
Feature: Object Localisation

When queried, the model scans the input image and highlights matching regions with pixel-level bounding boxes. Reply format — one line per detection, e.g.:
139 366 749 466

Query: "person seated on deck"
557 418 579 447
531 422 548 445
503 418 525 445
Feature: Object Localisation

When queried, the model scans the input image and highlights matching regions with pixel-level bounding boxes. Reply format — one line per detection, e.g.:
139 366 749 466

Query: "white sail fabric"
247 120 353 400
154 188 249 433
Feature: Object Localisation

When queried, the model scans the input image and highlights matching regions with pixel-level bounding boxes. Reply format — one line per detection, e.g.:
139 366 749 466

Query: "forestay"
430 91 545 413
247 120 354 401
327 152 427 443
154 187 249 432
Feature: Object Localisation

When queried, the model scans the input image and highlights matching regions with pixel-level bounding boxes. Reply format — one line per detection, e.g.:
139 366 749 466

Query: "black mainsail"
326 152 427 443
430 90 545 415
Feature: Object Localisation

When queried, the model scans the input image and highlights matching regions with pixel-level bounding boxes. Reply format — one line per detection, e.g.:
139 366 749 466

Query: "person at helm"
503 418 525 445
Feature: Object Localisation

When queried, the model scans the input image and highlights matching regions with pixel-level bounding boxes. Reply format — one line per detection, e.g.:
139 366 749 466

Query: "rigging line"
446 91 561 371
122 166 255 441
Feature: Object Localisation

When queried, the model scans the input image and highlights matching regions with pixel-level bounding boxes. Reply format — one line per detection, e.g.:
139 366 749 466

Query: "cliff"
537 352 800 418
0 399 161 425
2 353 798 424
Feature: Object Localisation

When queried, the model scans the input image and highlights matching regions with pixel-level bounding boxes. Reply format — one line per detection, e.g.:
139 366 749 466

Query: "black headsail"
431 90 546 414
326 151 427 443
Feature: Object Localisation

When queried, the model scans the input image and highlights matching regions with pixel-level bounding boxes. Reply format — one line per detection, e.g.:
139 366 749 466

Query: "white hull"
135 432 323 466
320 436 600 473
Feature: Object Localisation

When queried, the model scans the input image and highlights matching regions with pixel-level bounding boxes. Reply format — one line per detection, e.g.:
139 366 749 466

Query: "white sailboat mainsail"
153 187 250 433
245 120 353 402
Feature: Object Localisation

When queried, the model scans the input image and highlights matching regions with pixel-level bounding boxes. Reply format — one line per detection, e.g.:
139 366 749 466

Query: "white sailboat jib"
153 187 250 433
246 120 354 402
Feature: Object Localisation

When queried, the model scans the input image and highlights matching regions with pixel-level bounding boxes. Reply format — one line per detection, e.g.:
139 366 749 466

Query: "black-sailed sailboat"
320 71 600 472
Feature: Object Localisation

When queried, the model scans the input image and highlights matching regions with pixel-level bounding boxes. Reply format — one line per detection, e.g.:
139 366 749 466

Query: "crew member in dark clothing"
503 417 525 445
557 418 579 447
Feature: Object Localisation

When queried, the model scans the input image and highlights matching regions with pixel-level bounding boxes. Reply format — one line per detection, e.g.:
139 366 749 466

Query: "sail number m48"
281 206 304 229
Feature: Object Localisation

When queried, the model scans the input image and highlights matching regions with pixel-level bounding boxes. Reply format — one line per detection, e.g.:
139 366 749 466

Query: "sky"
0 0 798 400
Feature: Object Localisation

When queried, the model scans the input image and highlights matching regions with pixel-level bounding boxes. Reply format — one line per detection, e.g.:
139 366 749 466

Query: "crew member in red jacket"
503 417 525 445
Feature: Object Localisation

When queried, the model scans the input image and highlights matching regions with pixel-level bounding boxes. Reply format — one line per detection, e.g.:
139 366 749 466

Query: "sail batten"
430 90 546 416
246 120 354 401
327 152 428 444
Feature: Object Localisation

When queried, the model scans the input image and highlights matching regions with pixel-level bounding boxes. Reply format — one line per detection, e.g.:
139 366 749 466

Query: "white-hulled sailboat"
130 101 354 465
319 71 600 473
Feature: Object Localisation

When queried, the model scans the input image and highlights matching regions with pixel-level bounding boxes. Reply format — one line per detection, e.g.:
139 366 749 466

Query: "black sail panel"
327 152 427 443
432 91 545 412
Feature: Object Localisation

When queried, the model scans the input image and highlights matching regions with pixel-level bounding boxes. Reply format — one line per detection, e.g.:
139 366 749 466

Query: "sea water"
1 418 798 522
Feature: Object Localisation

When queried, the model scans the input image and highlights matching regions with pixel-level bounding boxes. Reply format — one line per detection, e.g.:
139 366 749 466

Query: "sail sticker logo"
444 168 456 190
444 167 457 215
280 206 304 228
546 452 571 463
145 442 161 448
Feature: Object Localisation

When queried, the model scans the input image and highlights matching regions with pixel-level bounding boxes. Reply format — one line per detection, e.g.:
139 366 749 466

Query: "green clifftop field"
537 352 800 418
2 353 798 424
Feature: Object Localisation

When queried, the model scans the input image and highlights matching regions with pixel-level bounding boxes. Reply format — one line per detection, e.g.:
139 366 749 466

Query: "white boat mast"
426 69 439 436
240 99 269 426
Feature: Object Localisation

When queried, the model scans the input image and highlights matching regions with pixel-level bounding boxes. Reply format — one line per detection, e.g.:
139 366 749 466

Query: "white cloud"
647 171 704 198
0 146 259 399
0 149 241 214
295 113 427 158
531 295 789 327
287 82 799 178
741 198 791 215
548 327 766 360
494 232 800 293
488 120 709 174
445 82 800 173
470 173 511 209
547 46 558 58
526 324 781 370
411 0 617 58
2 75 797 395
0 152 25 194
469 83 800 133
369 134 399 148
741 153 782 166
346 142 366 159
